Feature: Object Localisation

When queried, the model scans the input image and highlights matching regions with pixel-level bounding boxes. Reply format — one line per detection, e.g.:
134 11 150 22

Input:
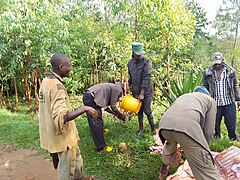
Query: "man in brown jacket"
159 86 220 180
39 53 97 180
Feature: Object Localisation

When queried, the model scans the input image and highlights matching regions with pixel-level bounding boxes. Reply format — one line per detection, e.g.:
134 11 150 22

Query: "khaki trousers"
161 130 220 180
58 145 83 180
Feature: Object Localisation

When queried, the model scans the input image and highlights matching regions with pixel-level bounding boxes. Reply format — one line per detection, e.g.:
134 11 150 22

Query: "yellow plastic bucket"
120 94 142 114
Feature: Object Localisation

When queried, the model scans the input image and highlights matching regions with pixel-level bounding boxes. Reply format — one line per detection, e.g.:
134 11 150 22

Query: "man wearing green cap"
126 42 156 136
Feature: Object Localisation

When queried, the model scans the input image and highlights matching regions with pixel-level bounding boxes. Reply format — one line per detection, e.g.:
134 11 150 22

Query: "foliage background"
0 1 239 178
2 0 239 112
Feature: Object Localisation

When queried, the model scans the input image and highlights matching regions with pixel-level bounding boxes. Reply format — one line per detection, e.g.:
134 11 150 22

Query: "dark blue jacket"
127 55 153 97
203 62 240 105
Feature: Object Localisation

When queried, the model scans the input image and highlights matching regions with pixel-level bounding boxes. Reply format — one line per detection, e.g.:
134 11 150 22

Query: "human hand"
85 106 98 120
125 85 130 94
117 113 126 121
236 103 240 111
138 93 144 101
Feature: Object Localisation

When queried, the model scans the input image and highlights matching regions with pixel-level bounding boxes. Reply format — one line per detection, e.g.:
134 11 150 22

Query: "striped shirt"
213 67 232 106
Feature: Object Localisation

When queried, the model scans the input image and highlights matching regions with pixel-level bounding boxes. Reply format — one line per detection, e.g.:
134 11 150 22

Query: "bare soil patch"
0 144 57 180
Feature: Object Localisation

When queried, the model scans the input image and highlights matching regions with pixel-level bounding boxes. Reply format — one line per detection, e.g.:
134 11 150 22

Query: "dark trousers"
215 103 237 140
82 91 106 151
137 95 154 126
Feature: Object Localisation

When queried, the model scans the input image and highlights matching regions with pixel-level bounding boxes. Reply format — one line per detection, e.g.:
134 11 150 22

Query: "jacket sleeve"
51 87 71 135
127 62 132 87
202 71 209 90
203 99 217 144
141 59 152 91
109 87 122 112
232 71 240 102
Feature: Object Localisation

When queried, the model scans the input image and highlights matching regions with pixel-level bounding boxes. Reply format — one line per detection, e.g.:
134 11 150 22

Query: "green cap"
132 42 145 55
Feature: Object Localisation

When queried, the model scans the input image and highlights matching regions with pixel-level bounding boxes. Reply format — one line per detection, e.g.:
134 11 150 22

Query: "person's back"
159 87 220 180
88 83 123 108
160 92 216 148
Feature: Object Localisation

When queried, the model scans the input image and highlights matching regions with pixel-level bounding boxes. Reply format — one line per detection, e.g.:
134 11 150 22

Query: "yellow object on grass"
103 128 109 134
106 146 113 152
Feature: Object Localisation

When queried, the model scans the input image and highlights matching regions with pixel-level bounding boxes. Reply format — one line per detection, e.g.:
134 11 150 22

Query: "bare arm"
105 107 125 121
64 106 98 123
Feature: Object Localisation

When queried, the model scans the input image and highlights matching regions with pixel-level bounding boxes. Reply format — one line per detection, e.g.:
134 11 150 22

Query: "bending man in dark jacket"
126 42 155 136
82 83 125 152
159 86 220 180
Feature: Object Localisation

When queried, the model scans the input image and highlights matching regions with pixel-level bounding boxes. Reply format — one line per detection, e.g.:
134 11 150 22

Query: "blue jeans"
215 103 238 140
58 145 83 180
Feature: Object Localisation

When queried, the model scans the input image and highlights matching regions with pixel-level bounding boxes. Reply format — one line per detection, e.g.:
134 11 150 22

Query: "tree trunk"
33 71 38 112
37 68 42 87
231 22 238 70
13 75 19 112
6 86 13 112
20 60 31 109
167 54 171 96
35 68 42 111
134 11 138 41
0 84 6 107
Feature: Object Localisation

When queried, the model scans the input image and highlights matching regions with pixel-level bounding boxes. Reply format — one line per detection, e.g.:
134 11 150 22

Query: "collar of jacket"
44 71 65 84
132 56 145 64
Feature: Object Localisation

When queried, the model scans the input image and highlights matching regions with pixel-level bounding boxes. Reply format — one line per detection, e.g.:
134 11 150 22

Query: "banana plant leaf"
158 72 203 109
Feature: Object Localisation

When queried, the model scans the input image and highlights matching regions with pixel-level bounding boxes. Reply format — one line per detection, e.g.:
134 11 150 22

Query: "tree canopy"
1 0 238 112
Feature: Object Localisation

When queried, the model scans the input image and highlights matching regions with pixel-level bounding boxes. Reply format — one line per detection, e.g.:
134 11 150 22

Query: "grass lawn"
0 103 240 180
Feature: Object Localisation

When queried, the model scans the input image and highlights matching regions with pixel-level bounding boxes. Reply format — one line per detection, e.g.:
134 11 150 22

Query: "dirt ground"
0 144 57 180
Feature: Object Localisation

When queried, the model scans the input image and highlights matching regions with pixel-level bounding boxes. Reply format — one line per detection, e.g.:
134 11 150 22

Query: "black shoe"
230 137 240 142
152 128 156 135
214 134 221 139
150 125 156 135
136 130 143 136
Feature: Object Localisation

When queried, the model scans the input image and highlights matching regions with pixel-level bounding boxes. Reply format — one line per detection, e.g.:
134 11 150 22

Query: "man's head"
115 82 125 93
51 53 71 78
212 52 223 70
194 86 210 96
132 42 144 60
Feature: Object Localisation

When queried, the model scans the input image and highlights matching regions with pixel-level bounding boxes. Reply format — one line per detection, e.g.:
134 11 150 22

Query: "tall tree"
137 0 196 82
214 0 240 69
186 0 213 68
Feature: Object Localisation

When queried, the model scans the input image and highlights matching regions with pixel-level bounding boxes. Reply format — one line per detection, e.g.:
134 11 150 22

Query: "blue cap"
194 86 210 96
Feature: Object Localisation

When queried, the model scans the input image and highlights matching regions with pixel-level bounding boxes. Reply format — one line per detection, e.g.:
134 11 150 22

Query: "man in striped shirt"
203 52 240 141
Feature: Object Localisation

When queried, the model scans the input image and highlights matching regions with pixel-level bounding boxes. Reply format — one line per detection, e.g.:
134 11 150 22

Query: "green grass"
0 106 240 180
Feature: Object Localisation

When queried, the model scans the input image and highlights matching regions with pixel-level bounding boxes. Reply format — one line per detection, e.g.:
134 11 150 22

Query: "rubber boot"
136 123 143 136
151 124 156 135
